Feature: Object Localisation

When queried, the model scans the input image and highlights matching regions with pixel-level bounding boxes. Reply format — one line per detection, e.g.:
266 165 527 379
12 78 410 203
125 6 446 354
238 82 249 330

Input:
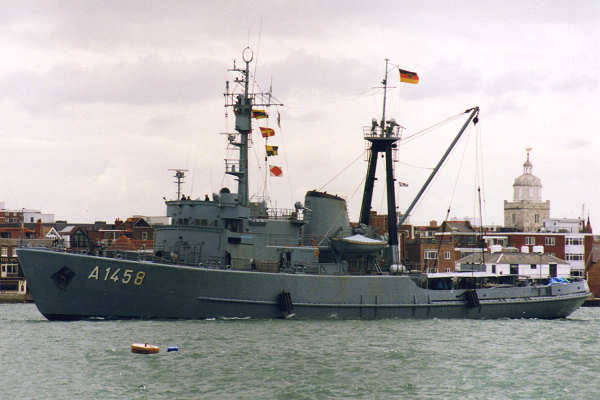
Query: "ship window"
201 219 208 226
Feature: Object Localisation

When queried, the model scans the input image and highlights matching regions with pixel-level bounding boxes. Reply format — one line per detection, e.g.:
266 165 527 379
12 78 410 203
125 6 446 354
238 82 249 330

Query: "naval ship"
17 48 590 320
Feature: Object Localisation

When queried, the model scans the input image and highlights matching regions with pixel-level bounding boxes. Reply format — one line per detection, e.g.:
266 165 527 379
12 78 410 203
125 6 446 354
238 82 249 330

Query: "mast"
359 59 401 264
224 47 283 206
380 59 389 135
169 169 188 199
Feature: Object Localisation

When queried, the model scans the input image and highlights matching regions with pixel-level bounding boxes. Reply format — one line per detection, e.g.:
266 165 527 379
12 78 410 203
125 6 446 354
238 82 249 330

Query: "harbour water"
2 304 600 399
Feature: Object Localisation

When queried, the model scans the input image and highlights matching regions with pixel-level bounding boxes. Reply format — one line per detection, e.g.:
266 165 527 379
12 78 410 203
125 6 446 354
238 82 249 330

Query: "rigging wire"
396 160 434 170
317 150 365 192
446 122 473 219
476 122 486 223
401 112 465 145
275 106 296 206
251 18 263 94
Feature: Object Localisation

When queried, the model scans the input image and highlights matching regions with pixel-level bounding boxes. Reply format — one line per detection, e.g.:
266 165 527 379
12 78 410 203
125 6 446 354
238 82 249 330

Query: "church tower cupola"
512 147 542 202
504 147 550 232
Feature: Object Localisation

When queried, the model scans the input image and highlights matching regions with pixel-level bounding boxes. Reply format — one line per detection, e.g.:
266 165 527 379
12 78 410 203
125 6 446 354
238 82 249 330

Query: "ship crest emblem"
51 266 76 291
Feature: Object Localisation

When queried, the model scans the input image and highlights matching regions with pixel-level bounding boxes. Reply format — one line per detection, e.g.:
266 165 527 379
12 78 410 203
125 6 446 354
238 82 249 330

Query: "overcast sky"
2 1 599 230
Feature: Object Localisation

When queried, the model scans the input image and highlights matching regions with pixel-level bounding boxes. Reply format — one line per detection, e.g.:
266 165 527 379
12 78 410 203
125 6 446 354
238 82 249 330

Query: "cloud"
0 56 225 112
565 139 593 149
551 75 599 93
263 49 376 97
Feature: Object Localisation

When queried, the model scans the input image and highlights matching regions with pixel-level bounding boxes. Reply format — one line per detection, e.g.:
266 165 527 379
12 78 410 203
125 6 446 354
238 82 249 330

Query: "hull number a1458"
88 266 146 286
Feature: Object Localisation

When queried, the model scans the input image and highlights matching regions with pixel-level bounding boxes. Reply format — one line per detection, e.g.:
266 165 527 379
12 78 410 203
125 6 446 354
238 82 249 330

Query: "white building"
23 209 55 224
564 234 586 276
456 247 571 279
541 218 585 233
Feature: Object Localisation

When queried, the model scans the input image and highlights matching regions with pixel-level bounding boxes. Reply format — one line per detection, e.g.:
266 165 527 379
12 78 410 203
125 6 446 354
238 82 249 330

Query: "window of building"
141 232 148 240
545 237 555 246
444 251 451 260
530 264 537 269
535 214 539 223
566 238 583 246
525 237 535 245
512 214 516 224
424 250 438 260
445 268 451 273
1 248 7 257
491 265 496 273
566 253 584 261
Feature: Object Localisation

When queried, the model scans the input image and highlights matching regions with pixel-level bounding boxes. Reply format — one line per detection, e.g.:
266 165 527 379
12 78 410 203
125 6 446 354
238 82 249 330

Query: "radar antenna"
169 169 189 200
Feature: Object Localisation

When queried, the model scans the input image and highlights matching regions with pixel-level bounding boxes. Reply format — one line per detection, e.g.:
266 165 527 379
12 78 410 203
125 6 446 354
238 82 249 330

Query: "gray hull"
18 248 589 320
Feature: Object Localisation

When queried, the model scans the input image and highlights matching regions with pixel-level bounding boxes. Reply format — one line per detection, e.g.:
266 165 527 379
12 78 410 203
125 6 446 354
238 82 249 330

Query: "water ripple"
2 304 600 399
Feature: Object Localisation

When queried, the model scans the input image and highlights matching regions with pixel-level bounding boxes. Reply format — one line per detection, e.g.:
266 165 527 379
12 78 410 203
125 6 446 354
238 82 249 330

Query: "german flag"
252 109 268 119
269 165 283 177
266 145 278 156
399 68 419 84
260 127 275 138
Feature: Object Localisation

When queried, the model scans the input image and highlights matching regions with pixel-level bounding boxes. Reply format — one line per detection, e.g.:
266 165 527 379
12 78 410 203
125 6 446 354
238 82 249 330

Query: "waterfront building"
503 149 550 232
0 237 52 301
403 220 483 272
483 231 592 278
541 217 588 234
456 246 571 279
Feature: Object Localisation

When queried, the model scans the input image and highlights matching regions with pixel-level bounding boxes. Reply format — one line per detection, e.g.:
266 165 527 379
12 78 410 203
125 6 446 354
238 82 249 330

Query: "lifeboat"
330 234 387 255
131 343 160 354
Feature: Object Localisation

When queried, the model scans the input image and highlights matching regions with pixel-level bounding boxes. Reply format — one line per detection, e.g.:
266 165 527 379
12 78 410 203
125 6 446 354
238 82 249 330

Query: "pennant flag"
266 145 278 156
260 127 275 138
270 165 283 177
252 109 268 119
277 111 281 128
399 68 419 84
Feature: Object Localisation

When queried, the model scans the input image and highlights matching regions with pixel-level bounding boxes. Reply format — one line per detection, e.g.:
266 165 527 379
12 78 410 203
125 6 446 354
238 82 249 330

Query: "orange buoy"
131 342 160 354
